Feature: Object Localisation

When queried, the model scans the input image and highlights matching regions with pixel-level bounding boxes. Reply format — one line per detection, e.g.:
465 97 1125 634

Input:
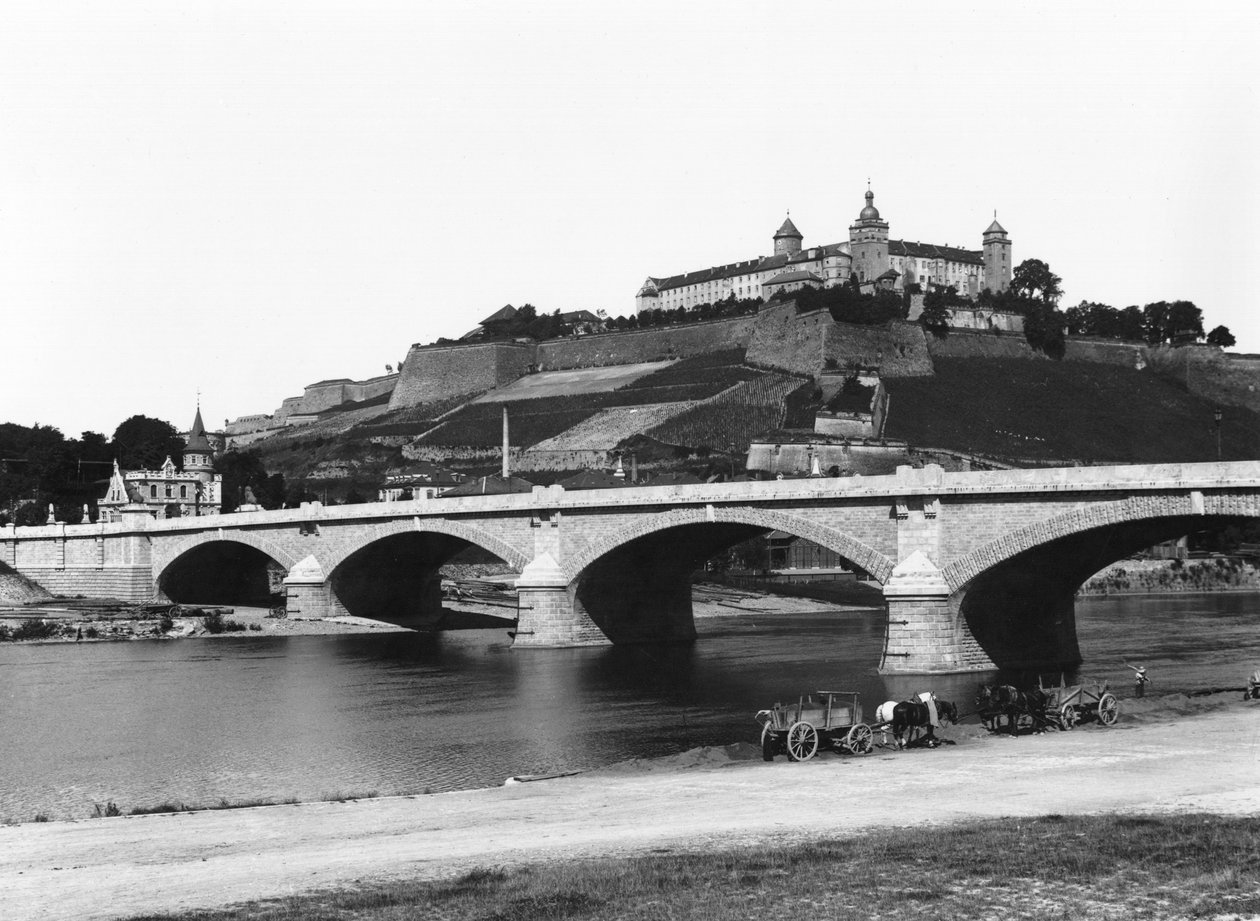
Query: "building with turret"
97 408 223 522
634 187 1012 314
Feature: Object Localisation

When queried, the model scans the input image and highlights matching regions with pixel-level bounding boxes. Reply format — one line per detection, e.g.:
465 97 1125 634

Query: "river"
1 592 1257 822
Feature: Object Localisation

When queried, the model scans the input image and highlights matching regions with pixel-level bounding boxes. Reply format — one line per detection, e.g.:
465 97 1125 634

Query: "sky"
2 1 1257 439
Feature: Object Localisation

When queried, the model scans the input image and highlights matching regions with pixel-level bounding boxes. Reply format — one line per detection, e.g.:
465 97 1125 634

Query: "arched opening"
330 532 512 630
958 514 1232 671
160 542 286 606
574 522 880 645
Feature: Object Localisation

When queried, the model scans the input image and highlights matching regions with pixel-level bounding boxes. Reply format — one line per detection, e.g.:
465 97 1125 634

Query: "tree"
215 449 285 513
1143 300 1204 345
1010 259 1062 306
111 416 183 470
1207 325 1236 348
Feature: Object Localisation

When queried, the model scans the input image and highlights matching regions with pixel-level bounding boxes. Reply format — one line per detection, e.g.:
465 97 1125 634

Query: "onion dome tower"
848 186 889 283
773 214 803 256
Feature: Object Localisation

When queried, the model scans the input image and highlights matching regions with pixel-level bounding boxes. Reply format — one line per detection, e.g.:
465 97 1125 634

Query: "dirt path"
2 693 1258 921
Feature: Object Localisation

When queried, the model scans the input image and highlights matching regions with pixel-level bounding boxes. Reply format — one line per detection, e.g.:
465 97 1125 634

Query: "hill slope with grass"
885 357 1260 465
239 340 1259 502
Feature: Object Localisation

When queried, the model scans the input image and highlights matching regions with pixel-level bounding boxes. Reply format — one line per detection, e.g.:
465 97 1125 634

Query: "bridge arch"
559 505 895 646
154 531 300 606
562 505 895 585
322 518 531 628
320 518 531 575
940 491 1260 672
942 492 1260 593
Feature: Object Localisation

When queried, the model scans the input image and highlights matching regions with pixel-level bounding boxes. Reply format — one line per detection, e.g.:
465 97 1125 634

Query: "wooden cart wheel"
1059 704 1079 730
1097 693 1119 726
761 723 777 762
845 723 874 755
785 721 819 762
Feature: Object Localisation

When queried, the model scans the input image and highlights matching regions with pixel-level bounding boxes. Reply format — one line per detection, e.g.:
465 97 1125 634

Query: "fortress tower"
849 187 889 283
773 214 803 256
982 216 1012 293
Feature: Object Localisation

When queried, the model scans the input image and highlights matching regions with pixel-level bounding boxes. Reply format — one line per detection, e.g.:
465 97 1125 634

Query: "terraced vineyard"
647 374 805 451
528 402 698 452
415 351 778 449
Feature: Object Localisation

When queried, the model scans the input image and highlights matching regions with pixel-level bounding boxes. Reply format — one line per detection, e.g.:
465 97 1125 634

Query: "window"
165 485 173 498
150 485 157 498
180 485 187 499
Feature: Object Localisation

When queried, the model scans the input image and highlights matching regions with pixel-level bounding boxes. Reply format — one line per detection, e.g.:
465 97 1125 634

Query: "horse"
884 697 958 749
976 684 1050 735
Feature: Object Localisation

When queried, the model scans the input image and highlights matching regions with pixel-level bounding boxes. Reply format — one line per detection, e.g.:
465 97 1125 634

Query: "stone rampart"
824 320 934 377
925 328 1037 360
390 341 537 409
745 303 829 374
1063 337 1147 368
536 316 755 370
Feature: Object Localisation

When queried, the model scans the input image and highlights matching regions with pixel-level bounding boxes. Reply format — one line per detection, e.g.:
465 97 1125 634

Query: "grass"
885 356 1260 464
111 791 380 818
118 813 1260 920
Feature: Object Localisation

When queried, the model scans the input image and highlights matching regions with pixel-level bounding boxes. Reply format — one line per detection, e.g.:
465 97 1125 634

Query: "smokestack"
502 406 510 479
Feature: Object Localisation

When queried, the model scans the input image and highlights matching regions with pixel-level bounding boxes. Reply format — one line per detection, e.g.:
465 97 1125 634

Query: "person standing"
1128 664 1150 698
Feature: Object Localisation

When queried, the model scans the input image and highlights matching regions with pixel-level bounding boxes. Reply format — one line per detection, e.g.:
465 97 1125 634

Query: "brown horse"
976 684 1050 734
890 699 958 748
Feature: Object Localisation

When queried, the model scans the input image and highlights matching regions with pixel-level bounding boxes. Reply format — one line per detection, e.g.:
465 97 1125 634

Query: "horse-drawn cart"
756 690 874 761
1038 673 1119 729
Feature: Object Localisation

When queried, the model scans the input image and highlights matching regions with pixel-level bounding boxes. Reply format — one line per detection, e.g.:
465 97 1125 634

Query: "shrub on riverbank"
115 813 1260 920
1081 557 1260 594
202 611 246 634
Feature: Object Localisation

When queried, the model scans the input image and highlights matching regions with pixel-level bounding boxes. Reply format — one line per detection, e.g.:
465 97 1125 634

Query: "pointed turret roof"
774 215 802 239
984 217 1007 235
186 406 212 452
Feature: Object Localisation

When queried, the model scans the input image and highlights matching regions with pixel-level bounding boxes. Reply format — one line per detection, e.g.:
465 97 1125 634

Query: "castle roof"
774 215 802 239
889 239 983 266
648 242 849 293
765 270 824 286
985 218 1007 234
186 407 213 452
479 305 518 326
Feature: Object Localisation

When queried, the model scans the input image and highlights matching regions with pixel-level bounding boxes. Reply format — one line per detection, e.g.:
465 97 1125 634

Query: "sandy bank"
2 692 1257 921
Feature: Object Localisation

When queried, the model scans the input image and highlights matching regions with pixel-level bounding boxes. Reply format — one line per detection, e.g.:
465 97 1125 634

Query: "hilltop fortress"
634 188 1012 313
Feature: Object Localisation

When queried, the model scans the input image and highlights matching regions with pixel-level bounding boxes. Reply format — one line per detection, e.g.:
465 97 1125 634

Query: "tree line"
0 415 287 526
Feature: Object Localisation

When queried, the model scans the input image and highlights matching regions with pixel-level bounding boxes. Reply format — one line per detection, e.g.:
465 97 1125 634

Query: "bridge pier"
513 552 610 648
282 555 333 620
880 551 995 675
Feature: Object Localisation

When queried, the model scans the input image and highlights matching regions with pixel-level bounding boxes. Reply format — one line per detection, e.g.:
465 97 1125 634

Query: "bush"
202 611 247 634
158 613 174 633
12 619 61 641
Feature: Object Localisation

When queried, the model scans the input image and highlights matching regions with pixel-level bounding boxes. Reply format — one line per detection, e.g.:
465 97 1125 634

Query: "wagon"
756 690 874 761
1037 673 1119 729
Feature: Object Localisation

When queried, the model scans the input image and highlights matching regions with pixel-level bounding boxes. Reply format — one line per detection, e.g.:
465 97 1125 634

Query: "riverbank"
2 691 1256 921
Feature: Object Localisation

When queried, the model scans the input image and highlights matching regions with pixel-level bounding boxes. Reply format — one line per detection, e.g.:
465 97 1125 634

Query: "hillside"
885 357 1260 464
237 333 1260 502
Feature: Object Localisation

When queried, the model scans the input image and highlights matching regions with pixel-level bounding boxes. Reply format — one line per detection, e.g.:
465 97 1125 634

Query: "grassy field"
124 813 1260 920
885 357 1260 464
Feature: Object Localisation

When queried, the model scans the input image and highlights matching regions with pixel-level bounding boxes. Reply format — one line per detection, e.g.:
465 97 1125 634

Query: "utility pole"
1214 408 1223 461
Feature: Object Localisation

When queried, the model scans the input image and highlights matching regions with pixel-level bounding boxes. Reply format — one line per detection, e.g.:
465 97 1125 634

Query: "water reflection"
1 593 1257 820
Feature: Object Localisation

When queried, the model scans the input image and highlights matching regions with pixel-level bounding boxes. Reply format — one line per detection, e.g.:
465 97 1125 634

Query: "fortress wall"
925 328 1038 360
1064 337 1147 368
296 381 353 414
745 303 829 375
825 320 934 377
390 342 537 409
1145 345 1260 414
536 316 754 370
345 373 399 402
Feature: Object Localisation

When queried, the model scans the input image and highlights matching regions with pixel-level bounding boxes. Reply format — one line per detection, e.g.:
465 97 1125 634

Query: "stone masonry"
6 462 1260 675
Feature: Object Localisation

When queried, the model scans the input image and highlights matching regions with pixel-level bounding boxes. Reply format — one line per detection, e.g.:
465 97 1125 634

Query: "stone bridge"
4 461 1259 675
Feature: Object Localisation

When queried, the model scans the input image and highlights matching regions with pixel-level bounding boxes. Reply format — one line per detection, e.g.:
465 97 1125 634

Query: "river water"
1 592 1257 821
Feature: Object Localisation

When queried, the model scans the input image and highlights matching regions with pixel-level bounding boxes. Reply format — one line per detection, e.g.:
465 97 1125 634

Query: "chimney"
501 406 510 479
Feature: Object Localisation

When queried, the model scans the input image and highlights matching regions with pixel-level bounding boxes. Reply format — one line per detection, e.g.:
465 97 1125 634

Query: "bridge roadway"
4 461 1259 674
